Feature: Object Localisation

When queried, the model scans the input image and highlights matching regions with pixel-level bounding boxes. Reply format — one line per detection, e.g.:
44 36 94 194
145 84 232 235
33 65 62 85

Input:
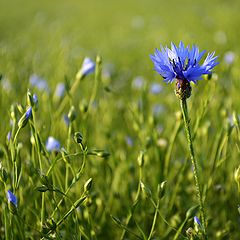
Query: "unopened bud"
0 167 8 183
68 106 76 122
157 181 167 199
137 151 144 167
84 178 93 192
74 132 83 144
140 181 152 199
18 107 32 129
79 100 88 113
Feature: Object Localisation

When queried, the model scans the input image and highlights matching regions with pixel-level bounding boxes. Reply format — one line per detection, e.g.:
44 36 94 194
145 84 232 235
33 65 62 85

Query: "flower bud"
18 107 32 129
6 190 17 214
84 178 93 192
67 106 76 122
140 181 152 199
0 167 8 183
74 132 83 144
157 181 167 199
137 151 144 167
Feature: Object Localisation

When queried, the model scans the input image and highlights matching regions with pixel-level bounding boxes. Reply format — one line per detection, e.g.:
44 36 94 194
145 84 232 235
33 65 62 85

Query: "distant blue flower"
132 76 145 90
150 83 163 94
54 83 65 98
29 74 49 92
152 104 164 116
33 94 38 104
150 42 218 83
63 114 70 126
7 131 11 141
125 136 134 147
46 137 60 152
6 190 17 207
224 51 235 65
79 57 95 77
194 216 201 225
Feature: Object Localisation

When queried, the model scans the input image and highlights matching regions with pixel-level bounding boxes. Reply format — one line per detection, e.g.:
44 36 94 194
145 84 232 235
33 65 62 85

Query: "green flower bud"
84 178 93 192
137 151 144 167
79 99 88 113
157 181 167 199
140 181 152 199
74 132 83 144
0 167 8 183
68 106 76 122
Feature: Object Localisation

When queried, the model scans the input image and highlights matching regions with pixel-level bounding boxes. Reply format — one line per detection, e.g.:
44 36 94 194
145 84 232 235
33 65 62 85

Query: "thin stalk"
120 166 142 240
180 99 207 238
164 119 181 176
147 198 160 240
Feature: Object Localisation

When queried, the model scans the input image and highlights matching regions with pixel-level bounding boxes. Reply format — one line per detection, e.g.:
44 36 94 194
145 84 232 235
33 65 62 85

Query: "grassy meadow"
0 0 240 239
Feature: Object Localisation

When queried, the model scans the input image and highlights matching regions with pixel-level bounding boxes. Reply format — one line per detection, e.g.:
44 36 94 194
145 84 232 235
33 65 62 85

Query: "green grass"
0 0 240 239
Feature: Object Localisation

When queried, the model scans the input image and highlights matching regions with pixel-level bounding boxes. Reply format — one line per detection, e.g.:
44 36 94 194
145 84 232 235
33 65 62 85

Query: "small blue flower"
132 76 145 90
6 190 17 207
33 94 38 104
29 74 49 92
150 42 219 83
150 83 163 94
152 104 164 116
46 137 61 152
194 216 201 225
80 57 95 77
63 114 70 126
54 83 65 98
7 131 11 141
125 136 134 147
224 51 235 65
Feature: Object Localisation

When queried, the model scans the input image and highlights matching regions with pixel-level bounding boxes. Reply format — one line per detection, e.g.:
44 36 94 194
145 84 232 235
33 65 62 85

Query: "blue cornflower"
46 136 61 152
150 42 218 84
6 190 17 207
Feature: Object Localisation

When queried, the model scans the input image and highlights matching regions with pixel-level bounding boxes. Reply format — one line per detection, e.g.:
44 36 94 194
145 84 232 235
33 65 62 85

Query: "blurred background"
1 0 240 239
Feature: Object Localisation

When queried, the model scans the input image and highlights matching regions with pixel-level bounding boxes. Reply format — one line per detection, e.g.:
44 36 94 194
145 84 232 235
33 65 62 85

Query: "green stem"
180 99 207 238
120 166 142 240
147 199 160 240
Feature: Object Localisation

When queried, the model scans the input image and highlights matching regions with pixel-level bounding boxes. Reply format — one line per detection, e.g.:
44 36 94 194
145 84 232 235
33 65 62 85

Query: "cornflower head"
150 41 218 99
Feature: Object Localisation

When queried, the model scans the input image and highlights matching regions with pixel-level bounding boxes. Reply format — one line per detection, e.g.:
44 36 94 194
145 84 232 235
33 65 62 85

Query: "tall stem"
180 99 207 238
